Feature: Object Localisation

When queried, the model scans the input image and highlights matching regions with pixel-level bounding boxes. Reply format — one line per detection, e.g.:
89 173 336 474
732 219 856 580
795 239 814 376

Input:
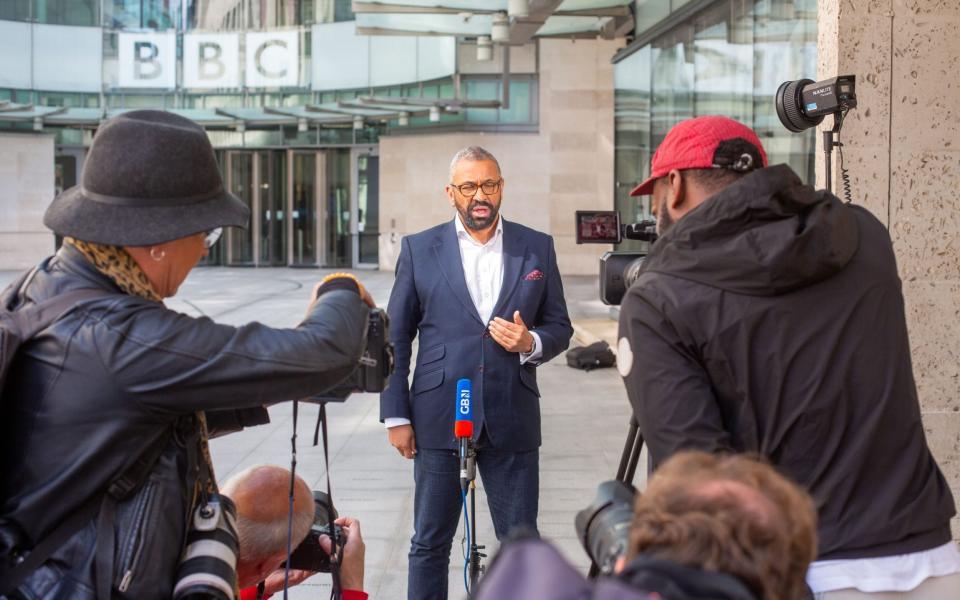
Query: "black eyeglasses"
203 228 223 249
450 179 502 198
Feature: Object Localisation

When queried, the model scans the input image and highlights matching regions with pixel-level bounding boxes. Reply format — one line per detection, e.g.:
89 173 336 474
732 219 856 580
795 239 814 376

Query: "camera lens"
776 78 823 132
575 480 637 575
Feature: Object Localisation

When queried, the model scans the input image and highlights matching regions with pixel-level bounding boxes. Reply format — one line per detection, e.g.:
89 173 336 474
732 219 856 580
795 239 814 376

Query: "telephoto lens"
173 494 240 600
574 480 638 575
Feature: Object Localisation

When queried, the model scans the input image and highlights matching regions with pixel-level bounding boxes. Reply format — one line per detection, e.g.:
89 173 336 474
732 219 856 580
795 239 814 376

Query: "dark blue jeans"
407 444 539 600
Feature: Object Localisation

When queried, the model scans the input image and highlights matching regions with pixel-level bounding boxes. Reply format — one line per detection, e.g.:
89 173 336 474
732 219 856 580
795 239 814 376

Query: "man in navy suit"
381 146 573 599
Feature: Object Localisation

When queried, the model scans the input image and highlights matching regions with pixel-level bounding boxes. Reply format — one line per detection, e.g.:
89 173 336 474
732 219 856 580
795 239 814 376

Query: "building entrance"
216 147 377 268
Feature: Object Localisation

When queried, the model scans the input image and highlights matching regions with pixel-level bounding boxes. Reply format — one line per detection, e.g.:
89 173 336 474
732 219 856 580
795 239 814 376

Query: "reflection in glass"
105 0 178 29
292 152 317 265
0 0 98 25
614 0 817 242
325 149 350 267
229 153 254 263
259 151 287 265
357 155 379 265
187 0 353 30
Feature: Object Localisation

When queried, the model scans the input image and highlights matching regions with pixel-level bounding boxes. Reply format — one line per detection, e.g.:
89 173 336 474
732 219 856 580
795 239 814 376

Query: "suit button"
479 366 484 372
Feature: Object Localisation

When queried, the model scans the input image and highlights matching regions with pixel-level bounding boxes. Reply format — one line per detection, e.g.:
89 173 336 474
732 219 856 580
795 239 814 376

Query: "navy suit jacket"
380 219 573 451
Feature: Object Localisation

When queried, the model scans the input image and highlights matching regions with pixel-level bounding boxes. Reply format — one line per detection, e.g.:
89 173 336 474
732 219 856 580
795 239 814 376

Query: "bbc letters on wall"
119 31 299 89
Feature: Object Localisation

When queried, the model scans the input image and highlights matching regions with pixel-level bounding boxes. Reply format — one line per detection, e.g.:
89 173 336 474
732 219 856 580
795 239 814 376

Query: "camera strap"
284 400 343 600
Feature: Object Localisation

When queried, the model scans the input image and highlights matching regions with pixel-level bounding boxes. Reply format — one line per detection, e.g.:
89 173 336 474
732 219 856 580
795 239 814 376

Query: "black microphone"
454 378 473 491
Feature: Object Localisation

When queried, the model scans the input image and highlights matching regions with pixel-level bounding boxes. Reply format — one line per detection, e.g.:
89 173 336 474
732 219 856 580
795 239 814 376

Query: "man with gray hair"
381 146 573 599
222 465 367 600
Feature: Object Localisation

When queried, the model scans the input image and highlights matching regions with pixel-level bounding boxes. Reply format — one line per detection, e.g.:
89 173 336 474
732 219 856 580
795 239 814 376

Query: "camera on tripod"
310 308 395 401
575 210 657 306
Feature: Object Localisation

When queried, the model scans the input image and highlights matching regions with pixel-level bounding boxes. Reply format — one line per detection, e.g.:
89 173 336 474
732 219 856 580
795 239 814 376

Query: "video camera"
575 210 657 306
311 308 394 401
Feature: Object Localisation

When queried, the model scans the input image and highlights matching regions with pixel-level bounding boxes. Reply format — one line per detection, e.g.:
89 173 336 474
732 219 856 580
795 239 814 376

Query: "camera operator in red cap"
617 115 960 598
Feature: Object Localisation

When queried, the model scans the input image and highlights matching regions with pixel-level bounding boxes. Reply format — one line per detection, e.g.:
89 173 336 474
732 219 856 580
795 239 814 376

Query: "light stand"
822 112 843 196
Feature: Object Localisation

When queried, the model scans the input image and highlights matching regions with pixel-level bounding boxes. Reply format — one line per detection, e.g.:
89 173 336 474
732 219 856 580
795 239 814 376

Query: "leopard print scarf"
64 237 163 302
65 237 219 496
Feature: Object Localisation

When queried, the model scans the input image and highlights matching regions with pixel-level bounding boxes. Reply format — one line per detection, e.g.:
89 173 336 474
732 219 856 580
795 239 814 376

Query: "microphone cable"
461 488 472 596
836 108 853 204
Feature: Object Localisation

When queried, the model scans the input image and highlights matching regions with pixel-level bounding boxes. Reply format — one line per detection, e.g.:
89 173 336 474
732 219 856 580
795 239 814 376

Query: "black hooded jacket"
618 165 955 560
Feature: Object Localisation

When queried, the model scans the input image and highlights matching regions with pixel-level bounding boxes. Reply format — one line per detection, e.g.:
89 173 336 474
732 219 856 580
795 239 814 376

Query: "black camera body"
313 308 394 401
284 491 344 572
574 211 656 306
285 522 345 572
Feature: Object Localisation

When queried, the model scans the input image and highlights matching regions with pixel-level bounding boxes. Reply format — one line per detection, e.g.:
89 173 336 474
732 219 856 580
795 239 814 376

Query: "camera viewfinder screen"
576 211 621 244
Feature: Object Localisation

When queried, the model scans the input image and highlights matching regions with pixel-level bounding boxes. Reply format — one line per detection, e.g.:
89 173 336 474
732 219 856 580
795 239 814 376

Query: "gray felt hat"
44 110 250 246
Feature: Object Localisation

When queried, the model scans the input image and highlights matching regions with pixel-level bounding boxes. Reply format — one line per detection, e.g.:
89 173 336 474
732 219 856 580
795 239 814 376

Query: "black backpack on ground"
566 341 617 371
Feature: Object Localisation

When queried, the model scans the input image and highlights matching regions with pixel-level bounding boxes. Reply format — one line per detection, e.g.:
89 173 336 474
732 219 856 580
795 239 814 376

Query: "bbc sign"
118 31 300 89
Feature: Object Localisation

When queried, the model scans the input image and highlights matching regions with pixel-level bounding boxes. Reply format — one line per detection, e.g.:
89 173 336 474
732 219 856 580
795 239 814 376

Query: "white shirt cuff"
520 331 543 365
385 417 411 429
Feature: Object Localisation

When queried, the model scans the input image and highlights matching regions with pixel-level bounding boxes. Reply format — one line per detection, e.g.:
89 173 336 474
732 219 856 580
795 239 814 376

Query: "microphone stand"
460 437 485 592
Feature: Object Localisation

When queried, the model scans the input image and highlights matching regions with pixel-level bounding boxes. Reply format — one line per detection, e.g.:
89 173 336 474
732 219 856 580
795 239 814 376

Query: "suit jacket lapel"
433 221 485 326
491 221 528 320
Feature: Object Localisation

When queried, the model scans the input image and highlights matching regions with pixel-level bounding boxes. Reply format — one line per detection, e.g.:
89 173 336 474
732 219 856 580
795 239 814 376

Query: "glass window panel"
616 0 818 249
260 151 287 265
188 0 311 30
228 153 254 264
292 152 318 265
614 45 653 251
106 1 178 29
634 0 671 34
753 0 817 181
650 24 694 147
0 2 31 22
693 1 752 124
33 0 99 26
465 78 498 123
0 21 32 90
499 79 531 123
325 149 350 267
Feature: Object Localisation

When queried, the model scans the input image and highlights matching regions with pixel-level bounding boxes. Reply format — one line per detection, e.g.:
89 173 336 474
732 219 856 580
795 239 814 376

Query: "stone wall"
378 38 619 276
818 0 960 536
0 133 56 270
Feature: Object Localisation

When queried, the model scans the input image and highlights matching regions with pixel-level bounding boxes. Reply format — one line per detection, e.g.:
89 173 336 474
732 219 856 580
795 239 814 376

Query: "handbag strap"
0 427 174 597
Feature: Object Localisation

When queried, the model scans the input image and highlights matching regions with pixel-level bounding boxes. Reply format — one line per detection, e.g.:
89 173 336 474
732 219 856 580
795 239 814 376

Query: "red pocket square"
524 269 544 281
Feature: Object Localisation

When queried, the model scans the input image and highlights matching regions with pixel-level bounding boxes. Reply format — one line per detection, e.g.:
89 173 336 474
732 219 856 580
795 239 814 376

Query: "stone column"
818 0 960 537
0 133 56 270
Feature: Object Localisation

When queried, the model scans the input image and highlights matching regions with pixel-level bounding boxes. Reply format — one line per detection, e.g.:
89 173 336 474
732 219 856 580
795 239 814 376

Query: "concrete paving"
0 265 641 599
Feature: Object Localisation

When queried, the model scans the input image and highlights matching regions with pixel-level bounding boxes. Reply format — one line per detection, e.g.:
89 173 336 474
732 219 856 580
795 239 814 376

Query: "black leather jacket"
0 246 369 599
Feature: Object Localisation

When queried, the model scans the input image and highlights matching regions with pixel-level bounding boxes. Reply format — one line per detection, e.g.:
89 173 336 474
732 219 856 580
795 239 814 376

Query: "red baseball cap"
629 116 768 196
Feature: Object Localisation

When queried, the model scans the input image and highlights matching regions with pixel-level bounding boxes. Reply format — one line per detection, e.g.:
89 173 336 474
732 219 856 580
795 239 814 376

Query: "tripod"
460 440 486 594
587 415 644 579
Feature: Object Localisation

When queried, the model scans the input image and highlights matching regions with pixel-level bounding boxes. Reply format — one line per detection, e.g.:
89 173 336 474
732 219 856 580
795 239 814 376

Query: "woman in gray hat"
0 110 372 600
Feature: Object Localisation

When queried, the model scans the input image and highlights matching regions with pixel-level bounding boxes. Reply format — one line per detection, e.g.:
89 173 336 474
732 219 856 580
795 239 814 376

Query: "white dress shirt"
385 214 542 429
806 542 960 594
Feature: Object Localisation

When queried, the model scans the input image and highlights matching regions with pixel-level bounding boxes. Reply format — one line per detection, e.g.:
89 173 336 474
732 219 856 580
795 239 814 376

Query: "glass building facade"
614 0 817 247
0 0 540 268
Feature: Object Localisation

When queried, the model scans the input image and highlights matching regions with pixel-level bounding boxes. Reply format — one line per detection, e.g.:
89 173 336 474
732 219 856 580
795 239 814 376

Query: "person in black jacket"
0 110 375 600
618 115 959 597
